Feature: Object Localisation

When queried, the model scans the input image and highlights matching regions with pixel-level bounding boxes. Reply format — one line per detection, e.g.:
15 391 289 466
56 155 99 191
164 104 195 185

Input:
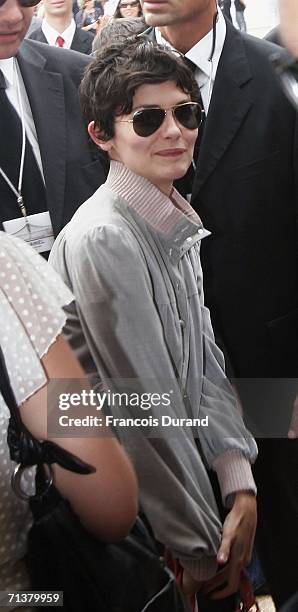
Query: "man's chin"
0 38 24 59
143 13 173 27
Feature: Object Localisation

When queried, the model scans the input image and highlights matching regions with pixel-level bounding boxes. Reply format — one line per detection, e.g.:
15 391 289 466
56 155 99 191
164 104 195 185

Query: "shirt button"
198 228 204 235
176 282 180 291
186 237 193 242
179 319 186 328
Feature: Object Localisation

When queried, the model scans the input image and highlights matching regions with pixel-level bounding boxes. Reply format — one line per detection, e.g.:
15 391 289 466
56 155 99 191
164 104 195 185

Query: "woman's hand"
201 492 257 599
82 23 97 31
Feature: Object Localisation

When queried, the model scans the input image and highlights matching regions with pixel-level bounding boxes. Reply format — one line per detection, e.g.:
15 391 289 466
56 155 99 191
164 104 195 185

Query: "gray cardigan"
50 161 257 579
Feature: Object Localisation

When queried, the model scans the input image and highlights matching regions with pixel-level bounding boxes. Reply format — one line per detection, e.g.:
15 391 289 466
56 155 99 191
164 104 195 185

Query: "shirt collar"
41 18 76 48
105 161 210 261
0 57 14 88
156 7 226 82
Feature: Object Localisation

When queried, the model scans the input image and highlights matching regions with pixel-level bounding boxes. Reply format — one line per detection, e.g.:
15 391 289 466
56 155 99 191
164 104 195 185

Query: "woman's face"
90 81 198 195
118 0 140 17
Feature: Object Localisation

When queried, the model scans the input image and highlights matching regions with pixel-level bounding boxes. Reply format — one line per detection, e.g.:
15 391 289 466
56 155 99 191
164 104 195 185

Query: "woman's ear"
88 121 113 152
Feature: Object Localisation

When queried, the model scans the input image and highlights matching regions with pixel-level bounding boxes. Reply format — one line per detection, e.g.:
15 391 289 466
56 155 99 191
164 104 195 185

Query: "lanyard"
0 59 27 219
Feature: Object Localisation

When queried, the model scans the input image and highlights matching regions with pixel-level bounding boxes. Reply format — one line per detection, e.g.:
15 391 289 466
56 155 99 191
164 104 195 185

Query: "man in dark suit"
141 0 298 606
0 0 105 252
28 0 93 54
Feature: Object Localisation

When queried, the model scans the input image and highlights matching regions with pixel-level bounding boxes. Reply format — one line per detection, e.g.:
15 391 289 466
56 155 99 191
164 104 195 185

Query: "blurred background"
237 0 279 37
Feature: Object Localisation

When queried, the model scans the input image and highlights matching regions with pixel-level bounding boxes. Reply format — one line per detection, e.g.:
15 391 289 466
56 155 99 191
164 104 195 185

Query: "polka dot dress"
0 232 73 604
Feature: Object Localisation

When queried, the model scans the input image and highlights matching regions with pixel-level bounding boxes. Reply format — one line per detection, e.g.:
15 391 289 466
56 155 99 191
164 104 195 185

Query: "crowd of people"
0 0 297 610
26 0 143 48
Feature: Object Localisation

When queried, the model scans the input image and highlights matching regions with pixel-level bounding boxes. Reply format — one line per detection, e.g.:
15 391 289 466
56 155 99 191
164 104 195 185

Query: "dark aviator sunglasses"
117 102 204 137
0 0 40 7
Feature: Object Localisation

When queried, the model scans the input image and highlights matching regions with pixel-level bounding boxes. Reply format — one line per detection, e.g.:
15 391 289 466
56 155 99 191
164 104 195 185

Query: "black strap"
0 345 22 429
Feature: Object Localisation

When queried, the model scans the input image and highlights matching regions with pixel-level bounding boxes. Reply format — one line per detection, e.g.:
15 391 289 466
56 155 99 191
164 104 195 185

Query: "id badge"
3 211 55 253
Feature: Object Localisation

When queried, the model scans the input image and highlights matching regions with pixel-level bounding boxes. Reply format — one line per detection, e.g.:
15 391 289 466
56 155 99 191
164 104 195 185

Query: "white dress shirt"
41 18 76 49
156 7 226 113
0 57 44 180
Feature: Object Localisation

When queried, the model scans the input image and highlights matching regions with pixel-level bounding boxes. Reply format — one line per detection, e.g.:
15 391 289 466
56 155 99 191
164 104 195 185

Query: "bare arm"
19 335 138 542
279 0 298 57
82 22 98 31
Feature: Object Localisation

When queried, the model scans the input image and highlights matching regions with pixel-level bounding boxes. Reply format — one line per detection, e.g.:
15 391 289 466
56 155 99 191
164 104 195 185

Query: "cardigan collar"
105 161 211 262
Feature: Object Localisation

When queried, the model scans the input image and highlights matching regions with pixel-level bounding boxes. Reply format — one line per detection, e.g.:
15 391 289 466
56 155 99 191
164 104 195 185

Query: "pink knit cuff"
179 555 218 581
212 449 257 508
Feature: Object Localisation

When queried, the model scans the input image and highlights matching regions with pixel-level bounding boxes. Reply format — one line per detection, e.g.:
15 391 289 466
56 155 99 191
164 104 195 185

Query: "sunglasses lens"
174 103 202 129
133 109 165 137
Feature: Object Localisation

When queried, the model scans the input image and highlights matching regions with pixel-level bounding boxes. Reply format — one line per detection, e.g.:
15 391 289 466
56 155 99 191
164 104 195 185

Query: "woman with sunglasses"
50 38 257 610
114 0 142 18
75 0 104 34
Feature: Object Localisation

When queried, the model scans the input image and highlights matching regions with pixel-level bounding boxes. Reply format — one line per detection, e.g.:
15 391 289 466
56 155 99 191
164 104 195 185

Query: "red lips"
156 149 186 157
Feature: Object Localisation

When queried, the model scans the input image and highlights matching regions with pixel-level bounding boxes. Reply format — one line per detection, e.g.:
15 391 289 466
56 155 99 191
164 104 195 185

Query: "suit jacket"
28 25 94 55
146 23 298 379
190 21 298 379
1 40 105 237
265 26 281 46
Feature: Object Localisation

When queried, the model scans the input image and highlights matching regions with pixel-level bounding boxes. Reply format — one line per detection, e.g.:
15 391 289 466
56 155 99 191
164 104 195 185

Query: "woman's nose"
161 110 182 137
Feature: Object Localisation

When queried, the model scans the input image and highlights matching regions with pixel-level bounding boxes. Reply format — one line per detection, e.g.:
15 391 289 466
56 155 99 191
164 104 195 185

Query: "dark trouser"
252 438 298 608
279 591 298 612
197 592 238 612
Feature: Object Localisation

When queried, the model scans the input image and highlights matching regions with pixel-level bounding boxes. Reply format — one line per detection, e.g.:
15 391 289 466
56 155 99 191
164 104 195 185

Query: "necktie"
184 56 206 161
173 57 205 199
0 69 47 225
56 36 65 47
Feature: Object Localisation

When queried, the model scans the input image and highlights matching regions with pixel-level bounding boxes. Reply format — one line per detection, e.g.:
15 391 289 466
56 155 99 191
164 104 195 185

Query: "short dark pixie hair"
80 36 200 141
